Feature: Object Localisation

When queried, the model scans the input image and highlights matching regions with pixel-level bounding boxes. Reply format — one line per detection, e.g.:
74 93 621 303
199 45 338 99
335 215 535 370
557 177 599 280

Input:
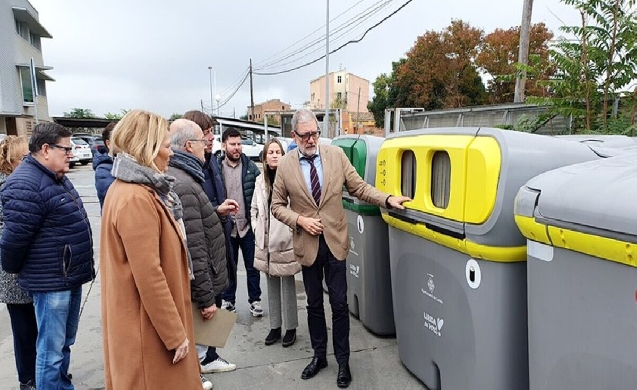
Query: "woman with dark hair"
0 136 37 390
251 138 300 347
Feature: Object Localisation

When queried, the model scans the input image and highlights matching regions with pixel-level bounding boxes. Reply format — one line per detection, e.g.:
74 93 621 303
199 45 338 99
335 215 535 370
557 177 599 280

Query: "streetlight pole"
208 66 214 116
215 94 221 117
324 0 330 136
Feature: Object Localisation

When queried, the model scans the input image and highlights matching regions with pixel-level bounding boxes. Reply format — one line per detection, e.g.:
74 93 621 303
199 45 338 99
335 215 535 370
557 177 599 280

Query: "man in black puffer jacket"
167 119 240 375
0 123 94 390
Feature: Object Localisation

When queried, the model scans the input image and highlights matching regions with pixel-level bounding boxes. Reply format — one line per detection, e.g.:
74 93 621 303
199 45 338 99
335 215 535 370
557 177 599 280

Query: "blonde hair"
0 135 28 175
110 110 168 172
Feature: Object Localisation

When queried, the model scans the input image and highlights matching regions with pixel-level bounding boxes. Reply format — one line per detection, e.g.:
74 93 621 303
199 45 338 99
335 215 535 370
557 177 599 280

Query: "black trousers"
301 235 350 364
6 303 38 384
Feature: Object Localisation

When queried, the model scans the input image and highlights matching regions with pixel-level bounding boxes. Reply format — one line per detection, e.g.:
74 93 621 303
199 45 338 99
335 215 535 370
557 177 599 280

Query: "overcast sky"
28 0 580 118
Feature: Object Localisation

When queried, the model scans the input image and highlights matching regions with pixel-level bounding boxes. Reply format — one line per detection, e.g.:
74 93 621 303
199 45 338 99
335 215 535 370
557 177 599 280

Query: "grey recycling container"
515 153 637 390
332 135 394 335
375 128 607 390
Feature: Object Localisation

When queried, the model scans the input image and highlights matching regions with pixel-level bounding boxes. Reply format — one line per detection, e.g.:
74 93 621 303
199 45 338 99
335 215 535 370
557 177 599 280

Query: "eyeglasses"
294 130 320 142
48 144 74 155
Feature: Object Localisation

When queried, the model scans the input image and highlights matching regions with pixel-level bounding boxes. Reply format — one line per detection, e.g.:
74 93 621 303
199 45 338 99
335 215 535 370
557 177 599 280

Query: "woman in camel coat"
251 138 301 347
100 110 202 389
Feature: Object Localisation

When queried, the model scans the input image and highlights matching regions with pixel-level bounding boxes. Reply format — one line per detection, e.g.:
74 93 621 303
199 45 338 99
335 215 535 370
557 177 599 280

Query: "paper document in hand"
192 307 238 348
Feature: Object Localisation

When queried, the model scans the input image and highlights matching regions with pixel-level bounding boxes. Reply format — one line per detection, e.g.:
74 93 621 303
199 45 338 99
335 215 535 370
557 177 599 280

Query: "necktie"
303 155 321 204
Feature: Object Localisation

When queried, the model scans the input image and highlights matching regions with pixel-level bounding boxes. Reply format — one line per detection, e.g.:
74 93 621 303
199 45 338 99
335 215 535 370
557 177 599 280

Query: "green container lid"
332 138 368 178
333 137 380 214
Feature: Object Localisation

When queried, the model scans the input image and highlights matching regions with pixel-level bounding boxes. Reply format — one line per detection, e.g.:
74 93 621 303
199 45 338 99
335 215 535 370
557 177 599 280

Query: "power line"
257 0 395 72
217 71 250 109
254 0 414 76
219 67 250 98
253 0 369 69
255 0 394 71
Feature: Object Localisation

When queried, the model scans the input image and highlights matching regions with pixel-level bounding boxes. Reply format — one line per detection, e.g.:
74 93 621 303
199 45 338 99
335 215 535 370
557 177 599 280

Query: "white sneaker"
249 301 264 317
200 374 213 390
221 300 236 313
201 357 237 373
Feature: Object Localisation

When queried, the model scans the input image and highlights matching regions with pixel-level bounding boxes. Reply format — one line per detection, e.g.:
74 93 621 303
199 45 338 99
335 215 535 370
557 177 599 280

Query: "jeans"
6 303 37 384
222 229 261 304
32 286 82 390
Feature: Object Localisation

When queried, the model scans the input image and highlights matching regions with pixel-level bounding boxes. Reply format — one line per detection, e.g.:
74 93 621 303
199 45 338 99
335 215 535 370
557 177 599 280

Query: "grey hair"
291 109 320 133
169 119 201 150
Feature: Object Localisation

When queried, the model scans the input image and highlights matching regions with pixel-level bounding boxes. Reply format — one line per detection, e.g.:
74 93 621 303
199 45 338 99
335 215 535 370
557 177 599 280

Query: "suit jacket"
271 144 389 266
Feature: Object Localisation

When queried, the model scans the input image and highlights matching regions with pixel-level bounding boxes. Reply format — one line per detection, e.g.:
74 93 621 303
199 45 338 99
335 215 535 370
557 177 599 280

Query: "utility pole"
514 0 534 103
356 87 361 134
324 0 330 136
249 59 255 121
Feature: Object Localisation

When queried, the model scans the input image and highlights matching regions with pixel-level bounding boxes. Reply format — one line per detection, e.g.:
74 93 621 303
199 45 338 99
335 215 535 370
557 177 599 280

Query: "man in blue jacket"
1 123 94 390
92 122 116 210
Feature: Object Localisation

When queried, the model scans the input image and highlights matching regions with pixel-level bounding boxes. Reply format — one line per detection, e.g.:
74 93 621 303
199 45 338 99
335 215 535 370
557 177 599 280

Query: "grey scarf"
111 153 183 221
169 149 205 183
111 153 193 279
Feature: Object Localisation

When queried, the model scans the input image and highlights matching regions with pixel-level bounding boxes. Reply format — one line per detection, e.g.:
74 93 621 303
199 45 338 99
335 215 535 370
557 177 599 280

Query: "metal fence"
388 104 571 135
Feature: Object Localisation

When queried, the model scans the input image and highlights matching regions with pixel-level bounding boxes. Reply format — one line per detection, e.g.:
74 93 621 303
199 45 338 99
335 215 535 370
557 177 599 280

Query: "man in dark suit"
271 109 410 388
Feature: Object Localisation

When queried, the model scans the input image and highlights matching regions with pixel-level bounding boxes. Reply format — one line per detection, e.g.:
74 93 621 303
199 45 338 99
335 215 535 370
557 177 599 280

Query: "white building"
0 0 54 136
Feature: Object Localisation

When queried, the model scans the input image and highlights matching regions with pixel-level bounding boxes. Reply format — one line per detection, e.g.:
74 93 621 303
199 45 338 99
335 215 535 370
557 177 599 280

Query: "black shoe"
301 357 328 380
19 380 36 390
265 327 281 345
282 328 296 347
337 362 352 388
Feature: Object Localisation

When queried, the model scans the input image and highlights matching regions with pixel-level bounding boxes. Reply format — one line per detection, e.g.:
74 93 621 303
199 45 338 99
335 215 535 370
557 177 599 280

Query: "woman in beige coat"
100 110 203 389
251 138 301 347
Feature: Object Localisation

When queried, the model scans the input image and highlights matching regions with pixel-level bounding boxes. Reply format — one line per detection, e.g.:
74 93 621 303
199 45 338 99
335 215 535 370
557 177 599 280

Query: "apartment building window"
19 67 34 104
30 33 41 50
311 93 315 101
15 20 29 40
337 92 342 100
37 79 46 97
337 75 342 83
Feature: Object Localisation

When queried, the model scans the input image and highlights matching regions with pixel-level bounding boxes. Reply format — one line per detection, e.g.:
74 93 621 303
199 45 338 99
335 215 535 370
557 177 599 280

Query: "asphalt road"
0 164 425 390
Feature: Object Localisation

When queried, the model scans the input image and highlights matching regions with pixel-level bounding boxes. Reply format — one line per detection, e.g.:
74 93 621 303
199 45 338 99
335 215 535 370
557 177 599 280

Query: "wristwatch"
385 195 393 209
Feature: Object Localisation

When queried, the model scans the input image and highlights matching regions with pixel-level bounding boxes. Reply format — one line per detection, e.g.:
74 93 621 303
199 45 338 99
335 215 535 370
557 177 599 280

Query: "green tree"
367 59 407 128
169 113 183 121
529 0 637 133
104 109 130 120
63 108 96 118
368 73 392 128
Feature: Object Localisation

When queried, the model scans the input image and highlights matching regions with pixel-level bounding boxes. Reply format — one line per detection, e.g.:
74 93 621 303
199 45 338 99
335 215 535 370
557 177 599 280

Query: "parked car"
212 134 223 158
90 138 106 156
241 138 264 161
71 138 92 165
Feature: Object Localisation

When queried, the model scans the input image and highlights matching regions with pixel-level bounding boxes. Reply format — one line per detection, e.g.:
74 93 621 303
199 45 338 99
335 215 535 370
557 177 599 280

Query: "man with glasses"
271 109 410 388
1 123 95 389
167 119 239 388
